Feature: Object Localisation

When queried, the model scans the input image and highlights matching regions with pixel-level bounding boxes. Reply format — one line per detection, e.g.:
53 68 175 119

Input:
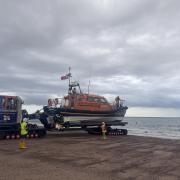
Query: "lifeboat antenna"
68 67 71 94
88 80 90 94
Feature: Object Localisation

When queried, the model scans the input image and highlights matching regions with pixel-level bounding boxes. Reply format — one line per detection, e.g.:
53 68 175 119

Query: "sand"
0 132 180 180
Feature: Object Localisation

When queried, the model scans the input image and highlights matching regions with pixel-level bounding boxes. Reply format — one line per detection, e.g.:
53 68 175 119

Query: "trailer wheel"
37 131 46 137
30 134 34 138
16 134 20 139
11 134 15 139
0 132 5 140
122 129 128 135
6 134 10 139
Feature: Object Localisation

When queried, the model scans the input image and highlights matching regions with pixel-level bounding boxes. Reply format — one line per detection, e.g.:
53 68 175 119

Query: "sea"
123 117 180 140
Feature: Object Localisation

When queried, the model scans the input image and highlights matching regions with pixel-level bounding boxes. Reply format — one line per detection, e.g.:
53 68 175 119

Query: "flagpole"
68 67 71 94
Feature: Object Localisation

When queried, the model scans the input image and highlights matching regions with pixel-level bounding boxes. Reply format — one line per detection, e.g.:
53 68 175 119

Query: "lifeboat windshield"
100 97 108 104
87 96 108 104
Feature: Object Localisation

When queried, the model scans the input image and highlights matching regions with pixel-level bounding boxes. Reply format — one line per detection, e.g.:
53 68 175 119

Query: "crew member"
72 87 76 94
101 122 107 139
19 118 28 149
115 96 120 108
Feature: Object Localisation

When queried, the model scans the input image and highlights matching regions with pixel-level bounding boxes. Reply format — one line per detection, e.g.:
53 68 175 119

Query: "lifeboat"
46 72 128 125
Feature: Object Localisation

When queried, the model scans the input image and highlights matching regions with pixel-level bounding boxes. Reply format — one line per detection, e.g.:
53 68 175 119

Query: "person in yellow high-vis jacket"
101 122 107 139
19 118 28 149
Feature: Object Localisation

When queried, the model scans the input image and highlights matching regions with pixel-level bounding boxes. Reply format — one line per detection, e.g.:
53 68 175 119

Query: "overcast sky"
1 0 180 116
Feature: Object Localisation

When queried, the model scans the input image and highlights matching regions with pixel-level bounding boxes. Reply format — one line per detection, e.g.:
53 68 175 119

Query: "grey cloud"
0 0 180 110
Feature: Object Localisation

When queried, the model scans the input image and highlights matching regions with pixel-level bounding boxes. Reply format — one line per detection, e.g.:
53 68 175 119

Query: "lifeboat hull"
57 106 128 123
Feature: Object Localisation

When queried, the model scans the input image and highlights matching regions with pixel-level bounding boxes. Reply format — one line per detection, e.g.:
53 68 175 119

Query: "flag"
60 73 71 80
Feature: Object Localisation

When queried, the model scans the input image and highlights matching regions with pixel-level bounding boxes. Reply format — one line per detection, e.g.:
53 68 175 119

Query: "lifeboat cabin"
63 93 114 112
